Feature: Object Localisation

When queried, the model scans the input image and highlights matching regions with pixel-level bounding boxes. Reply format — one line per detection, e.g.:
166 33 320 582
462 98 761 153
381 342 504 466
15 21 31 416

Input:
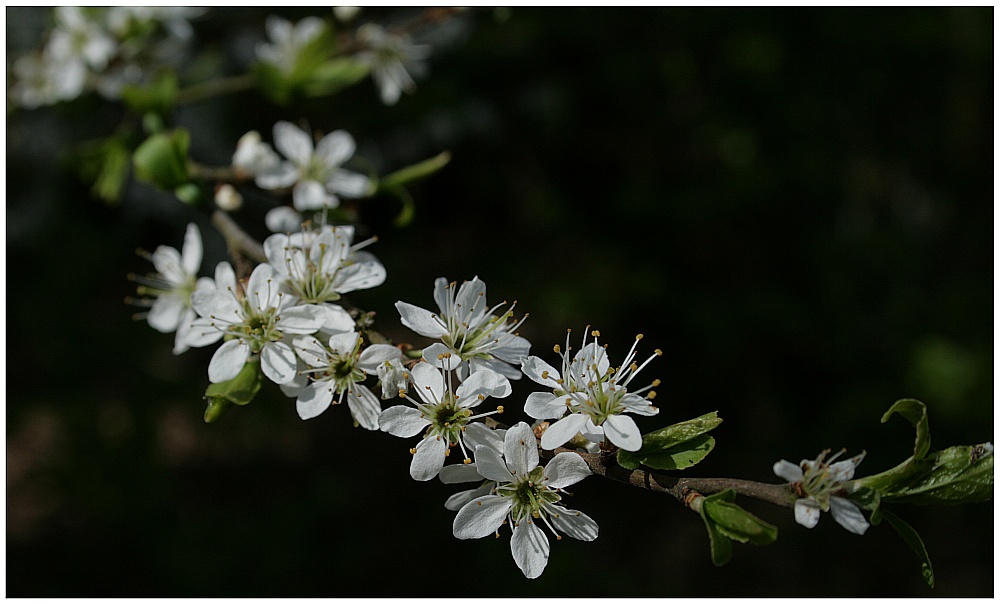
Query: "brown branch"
545 448 798 509
211 210 266 280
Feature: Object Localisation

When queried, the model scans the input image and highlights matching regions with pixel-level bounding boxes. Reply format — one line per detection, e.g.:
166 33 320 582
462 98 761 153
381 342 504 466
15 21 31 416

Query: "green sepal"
203 397 232 423
880 508 935 588
122 71 178 118
203 362 263 423
132 128 190 190
301 58 371 97
701 489 779 546
882 398 931 461
617 411 722 470
378 151 452 191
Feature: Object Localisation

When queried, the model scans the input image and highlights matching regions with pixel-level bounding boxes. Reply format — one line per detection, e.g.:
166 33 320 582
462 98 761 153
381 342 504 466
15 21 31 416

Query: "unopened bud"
214 183 243 211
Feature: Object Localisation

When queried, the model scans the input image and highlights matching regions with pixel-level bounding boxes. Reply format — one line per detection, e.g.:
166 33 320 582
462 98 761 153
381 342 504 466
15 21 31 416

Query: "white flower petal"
182 318 225 348
273 121 313 165
511 520 549 579
261 341 298 384
147 295 185 333
492 334 531 364
180 223 202 276
473 444 515 483
296 380 334 420
423 342 461 371
409 362 444 405
830 497 869 535
432 277 450 314
293 179 338 211
439 463 486 485
347 386 381 431
620 393 659 416
830 452 865 482
504 422 539 478
255 162 299 190
327 331 360 355
543 452 592 489
245 264 278 312
470 357 523 381
326 170 370 198
603 414 642 451
540 413 589 451
378 405 429 438
455 276 487 317
396 301 448 338
453 495 512 539
549 505 599 542
151 245 185 284
190 289 241 322
314 129 355 168
214 261 237 293
773 459 804 483
208 339 250 383
444 484 493 512
276 304 326 334
524 392 565 420
264 206 303 233
794 498 822 529
332 259 385 293
462 423 505 454
521 356 561 388
410 435 447 481
292 335 328 368
319 304 355 334
357 344 402 373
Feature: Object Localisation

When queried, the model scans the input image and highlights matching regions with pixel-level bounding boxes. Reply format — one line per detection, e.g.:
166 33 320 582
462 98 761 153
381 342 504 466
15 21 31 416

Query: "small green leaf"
132 129 190 190
203 362 263 423
699 507 733 567
882 398 931 461
881 508 935 588
702 490 778 546
378 152 452 190
617 411 722 470
618 434 716 471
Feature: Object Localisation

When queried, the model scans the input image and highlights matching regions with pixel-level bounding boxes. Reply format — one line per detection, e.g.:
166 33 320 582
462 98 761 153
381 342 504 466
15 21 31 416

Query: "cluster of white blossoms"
773 449 870 535
9 6 202 109
523 328 661 452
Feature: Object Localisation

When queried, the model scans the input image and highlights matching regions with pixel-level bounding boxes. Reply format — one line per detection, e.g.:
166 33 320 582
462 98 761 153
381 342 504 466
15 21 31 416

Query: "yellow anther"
398 390 407 398
553 344 561 353
591 330 600 337
636 333 644 340
409 448 417 455
463 458 472 465
648 391 657 400
652 379 661 387
655 349 663 356
541 371 550 379
496 406 504 414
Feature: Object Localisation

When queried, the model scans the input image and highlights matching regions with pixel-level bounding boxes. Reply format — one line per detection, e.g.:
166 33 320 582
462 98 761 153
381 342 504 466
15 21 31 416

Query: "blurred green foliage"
6 7 991 597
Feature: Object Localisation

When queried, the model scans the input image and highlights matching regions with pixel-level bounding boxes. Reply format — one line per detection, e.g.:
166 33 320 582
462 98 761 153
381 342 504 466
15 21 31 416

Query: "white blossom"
452 422 597 579
395 276 531 380
188 263 327 385
528 329 661 452
130 223 211 355
773 449 869 535
232 130 280 176
265 206 304 234
355 23 430 105
440 423 507 511
379 361 510 481
255 121 371 211
256 15 326 74
285 331 401 428
376 357 409 400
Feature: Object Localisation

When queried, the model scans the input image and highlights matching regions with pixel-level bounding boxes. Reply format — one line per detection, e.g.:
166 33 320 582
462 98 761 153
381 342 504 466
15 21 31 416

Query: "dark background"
7 7 993 597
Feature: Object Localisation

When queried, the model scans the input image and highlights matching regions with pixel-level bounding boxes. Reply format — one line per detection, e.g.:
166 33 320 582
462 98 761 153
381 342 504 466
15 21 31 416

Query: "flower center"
498 467 561 522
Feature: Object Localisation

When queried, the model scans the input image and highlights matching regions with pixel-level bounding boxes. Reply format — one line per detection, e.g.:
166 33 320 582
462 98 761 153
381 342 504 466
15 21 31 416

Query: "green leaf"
378 152 453 191
879 443 993 505
76 137 131 204
881 398 930 461
702 490 778 546
132 129 190 190
122 71 178 118
880 508 935 588
698 503 733 566
617 411 722 470
203 362 263 423
301 58 371 97
618 434 716 471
